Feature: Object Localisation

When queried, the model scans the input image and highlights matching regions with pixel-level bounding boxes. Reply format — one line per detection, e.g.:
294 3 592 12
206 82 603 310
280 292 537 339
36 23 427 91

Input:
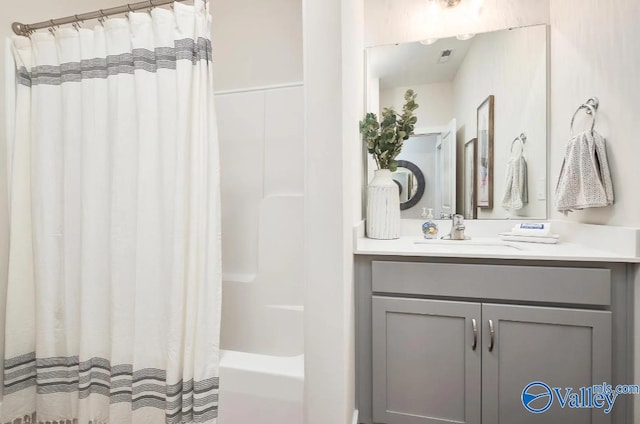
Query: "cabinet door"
482 303 611 424
372 297 481 424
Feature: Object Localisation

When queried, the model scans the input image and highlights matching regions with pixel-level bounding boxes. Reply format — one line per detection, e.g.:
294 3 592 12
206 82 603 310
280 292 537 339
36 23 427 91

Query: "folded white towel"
501 150 528 211
555 130 614 213
499 232 560 244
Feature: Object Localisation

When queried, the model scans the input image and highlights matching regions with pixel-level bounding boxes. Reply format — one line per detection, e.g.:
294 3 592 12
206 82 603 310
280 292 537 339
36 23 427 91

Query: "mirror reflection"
392 160 425 211
367 24 548 219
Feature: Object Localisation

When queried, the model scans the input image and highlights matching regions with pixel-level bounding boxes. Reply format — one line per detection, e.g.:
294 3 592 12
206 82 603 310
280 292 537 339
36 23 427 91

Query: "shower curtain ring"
98 9 106 26
47 20 57 35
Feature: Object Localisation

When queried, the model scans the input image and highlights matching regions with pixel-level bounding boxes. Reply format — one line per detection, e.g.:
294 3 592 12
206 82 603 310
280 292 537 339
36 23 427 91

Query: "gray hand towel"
555 130 614 213
502 152 528 211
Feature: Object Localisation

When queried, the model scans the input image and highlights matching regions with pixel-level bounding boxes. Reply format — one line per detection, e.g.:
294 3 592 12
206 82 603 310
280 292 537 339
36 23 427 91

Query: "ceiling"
367 35 477 89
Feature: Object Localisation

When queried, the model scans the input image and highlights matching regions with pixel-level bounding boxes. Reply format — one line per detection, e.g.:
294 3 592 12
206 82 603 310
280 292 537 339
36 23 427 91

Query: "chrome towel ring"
570 97 599 137
511 133 527 154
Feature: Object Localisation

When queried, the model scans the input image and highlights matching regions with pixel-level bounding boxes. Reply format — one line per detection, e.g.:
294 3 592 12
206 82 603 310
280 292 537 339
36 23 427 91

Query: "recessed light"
419 38 438 45
456 33 476 41
437 0 462 8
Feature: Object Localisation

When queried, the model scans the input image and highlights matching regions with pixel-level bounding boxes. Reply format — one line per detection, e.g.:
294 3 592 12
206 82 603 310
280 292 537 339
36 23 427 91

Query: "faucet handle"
452 214 465 227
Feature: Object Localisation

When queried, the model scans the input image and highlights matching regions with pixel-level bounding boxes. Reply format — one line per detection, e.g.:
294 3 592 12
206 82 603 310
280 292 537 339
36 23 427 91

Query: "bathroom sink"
413 239 524 253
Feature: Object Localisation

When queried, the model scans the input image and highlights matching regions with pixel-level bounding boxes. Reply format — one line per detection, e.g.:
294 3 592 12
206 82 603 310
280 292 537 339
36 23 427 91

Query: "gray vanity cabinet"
372 297 482 424
357 259 628 424
371 298 611 424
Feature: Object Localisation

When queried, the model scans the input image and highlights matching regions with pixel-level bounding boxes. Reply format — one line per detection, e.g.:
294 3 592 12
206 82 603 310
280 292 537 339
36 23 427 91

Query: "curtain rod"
11 0 193 37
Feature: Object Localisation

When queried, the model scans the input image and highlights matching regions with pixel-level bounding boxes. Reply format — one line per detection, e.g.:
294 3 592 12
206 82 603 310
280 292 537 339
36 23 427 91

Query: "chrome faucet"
446 214 469 240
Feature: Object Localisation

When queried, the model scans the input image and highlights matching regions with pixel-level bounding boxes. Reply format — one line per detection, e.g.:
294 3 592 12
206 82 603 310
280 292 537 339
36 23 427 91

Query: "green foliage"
359 89 419 171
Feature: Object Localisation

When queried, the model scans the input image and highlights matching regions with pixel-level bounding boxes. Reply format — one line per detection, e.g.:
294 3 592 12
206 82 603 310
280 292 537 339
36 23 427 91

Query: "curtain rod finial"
12 22 29 36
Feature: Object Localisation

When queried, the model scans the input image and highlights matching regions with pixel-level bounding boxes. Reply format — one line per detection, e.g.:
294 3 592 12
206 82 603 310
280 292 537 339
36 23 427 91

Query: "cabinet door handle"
471 318 478 350
488 319 495 352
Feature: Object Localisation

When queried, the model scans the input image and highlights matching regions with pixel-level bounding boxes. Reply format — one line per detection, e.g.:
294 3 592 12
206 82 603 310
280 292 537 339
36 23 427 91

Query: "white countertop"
354 220 640 263
355 236 640 263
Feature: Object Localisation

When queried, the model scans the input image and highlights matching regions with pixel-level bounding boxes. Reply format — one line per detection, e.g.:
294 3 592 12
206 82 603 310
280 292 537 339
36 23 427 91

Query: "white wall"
453 25 547 219
380 82 453 129
549 0 640 226
365 0 550 47
303 0 362 423
343 0 364 421
216 86 305 354
212 0 303 91
549 3 640 420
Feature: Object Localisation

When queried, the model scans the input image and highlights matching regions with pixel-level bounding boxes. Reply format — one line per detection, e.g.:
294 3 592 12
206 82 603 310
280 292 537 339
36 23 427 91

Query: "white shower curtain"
3 1 221 423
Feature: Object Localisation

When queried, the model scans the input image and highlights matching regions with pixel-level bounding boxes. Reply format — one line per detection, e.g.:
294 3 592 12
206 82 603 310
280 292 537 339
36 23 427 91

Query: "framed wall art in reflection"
464 138 477 219
476 95 494 208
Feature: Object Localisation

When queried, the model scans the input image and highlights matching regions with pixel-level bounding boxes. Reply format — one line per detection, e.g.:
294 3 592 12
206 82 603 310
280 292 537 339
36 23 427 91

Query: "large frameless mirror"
366 24 548 220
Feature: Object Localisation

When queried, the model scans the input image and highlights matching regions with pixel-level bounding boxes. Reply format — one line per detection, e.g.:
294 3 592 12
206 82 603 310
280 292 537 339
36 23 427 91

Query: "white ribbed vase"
366 169 400 240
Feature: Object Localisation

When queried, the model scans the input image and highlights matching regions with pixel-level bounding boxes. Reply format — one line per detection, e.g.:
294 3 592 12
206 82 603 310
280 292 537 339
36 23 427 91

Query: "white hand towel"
501 151 528 211
555 130 614 213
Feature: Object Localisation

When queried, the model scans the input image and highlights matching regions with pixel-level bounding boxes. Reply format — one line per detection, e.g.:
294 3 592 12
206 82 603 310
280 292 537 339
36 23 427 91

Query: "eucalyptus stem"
359 89 419 172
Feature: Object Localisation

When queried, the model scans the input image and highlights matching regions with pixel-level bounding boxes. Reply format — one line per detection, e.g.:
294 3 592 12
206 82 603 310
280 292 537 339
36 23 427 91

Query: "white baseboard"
352 409 359 424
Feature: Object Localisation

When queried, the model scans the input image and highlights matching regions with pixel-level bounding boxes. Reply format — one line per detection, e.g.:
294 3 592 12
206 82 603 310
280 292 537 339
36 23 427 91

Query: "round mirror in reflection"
392 160 425 211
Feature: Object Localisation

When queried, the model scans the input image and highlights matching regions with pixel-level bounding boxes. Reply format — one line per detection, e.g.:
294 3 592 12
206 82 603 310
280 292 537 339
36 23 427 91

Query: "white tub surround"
218 351 303 424
354 220 640 262
218 304 304 424
217 84 305 424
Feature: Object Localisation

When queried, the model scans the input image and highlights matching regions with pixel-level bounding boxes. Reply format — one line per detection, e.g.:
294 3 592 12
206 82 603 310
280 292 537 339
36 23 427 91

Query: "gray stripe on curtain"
4 352 36 370
3 353 219 422
17 37 212 87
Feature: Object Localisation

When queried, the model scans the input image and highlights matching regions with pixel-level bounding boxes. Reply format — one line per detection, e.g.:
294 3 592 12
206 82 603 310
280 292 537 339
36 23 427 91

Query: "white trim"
352 409 359 424
413 125 446 136
214 81 304 96
221 273 257 284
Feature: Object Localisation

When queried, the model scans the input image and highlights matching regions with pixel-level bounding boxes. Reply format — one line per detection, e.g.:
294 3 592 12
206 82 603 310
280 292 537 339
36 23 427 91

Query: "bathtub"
218 303 304 424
